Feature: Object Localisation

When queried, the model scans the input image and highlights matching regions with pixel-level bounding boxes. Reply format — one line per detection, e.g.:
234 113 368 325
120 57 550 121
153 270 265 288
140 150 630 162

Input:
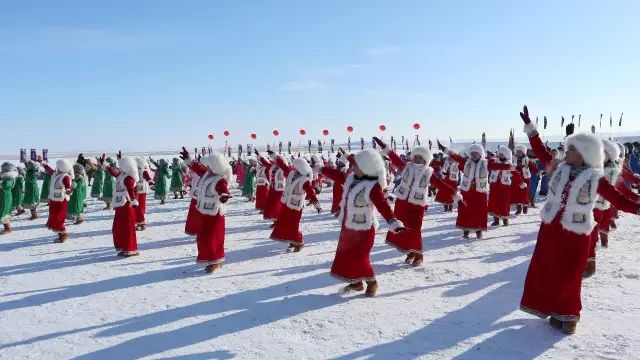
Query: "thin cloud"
366 46 402 56
321 63 371 76
280 80 327 92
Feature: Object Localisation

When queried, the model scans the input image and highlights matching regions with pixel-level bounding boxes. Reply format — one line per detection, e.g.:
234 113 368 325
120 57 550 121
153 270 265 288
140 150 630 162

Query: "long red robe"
263 157 290 221
135 170 152 226
321 166 348 215
44 165 72 234
489 170 523 219
270 178 318 245
256 157 272 212
511 159 538 205
330 182 395 283
108 168 139 254
520 132 640 321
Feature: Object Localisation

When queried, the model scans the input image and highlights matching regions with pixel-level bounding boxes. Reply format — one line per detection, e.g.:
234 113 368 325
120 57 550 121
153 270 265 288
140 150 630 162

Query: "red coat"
256 156 272 211
108 167 138 254
270 178 318 244
520 132 640 321
384 150 458 254
191 162 232 264
448 152 511 232
263 157 290 220
321 166 348 215
44 164 72 234
489 170 523 219
330 182 395 283
511 159 538 205
135 170 152 226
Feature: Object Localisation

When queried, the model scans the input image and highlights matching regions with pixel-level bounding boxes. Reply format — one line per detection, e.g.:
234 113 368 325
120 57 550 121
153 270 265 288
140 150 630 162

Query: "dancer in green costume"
170 158 185 199
67 163 87 224
22 160 41 220
0 162 18 235
150 158 170 204
40 169 51 204
102 157 116 210
12 166 26 216
91 161 104 199
242 159 257 201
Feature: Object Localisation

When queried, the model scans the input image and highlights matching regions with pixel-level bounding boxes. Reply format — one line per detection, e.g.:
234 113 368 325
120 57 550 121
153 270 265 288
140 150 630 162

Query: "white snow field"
1 185 639 359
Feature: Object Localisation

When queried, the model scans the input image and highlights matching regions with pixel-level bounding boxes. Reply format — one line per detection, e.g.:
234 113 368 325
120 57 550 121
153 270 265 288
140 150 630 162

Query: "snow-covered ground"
1 184 639 359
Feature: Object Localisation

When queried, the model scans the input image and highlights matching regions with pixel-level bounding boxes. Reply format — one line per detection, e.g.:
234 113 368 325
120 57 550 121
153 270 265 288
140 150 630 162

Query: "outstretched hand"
566 123 575 137
179 146 190 160
99 154 106 165
437 139 446 152
254 148 260 157
372 136 386 149
520 105 531 124
116 151 122 159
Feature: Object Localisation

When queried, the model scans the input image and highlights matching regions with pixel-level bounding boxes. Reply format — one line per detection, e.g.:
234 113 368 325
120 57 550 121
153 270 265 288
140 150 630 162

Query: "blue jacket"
630 152 640 174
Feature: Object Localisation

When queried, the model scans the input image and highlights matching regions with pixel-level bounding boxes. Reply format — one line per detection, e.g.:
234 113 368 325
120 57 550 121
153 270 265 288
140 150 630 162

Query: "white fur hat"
602 139 620 163
354 149 387 189
467 144 485 158
564 132 604 169
135 156 149 170
293 158 313 177
617 142 626 159
514 144 527 155
56 159 72 174
410 146 433 164
118 157 140 182
496 146 513 161
201 152 232 181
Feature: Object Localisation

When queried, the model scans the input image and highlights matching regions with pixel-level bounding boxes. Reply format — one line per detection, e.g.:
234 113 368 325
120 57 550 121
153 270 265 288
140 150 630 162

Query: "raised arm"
615 176 640 203
321 166 347 185
374 137 406 170
598 177 640 214
621 166 640 186
520 105 554 167
276 156 292 177
106 166 121 178
42 163 55 175
488 159 512 171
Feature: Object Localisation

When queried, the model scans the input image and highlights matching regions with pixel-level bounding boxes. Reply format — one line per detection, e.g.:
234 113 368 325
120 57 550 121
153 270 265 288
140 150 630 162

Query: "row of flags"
19 149 48 163
536 113 624 129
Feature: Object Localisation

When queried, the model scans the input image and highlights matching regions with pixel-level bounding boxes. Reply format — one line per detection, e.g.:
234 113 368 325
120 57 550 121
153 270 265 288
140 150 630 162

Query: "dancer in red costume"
330 149 405 297
254 150 274 213
321 149 352 216
434 152 460 212
43 159 73 243
511 144 539 215
489 147 525 227
134 157 153 231
517 106 640 334
261 153 289 222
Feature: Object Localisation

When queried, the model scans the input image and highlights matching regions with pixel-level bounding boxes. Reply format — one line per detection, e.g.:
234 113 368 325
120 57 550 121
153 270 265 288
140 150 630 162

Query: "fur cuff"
519 183 528 189
130 199 139 207
388 218 405 232
453 192 463 204
523 122 537 137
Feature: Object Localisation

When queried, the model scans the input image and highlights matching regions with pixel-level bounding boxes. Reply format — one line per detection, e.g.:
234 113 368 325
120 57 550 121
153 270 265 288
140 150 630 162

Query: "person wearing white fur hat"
101 153 140 257
179 147 232 273
309 153 324 194
437 140 512 239
330 149 405 297
66 163 87 225
42 159 74 242
134 157 154 231
262 153 290 222
518 106 640 335
321 148 353 216
254 149 277 213
488 147 526 227
0 162 18 235
270 157 321 252
511 144 539 215
374 137 459 266
22 160 41 220
434 152 460 212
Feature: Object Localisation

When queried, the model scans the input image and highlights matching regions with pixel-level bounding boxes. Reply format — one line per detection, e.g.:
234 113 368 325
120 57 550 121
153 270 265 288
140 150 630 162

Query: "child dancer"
518 106 640 335
254 150 273 213
512 144 539 215
91 158 105 200
12 165 25 216
489 147 525 226
22 160 41 220
135 157 153 231
270 157 321 252
184 165 203 236
66 163 87 225
434 152 460 212
0 163 18 234
44 159 74 243
321 150 352 216
103 155 140 257
330 149 405 297
242 158 257 201
262 154 289 222
102 157 117 210
170 157 185 199
150 158 170 204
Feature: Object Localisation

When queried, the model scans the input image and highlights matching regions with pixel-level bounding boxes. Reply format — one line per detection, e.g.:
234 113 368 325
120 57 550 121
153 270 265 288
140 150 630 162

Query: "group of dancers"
1 105 640 335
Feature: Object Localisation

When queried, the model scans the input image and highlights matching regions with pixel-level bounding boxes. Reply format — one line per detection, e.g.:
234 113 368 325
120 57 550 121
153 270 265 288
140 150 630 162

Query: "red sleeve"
347 155 355 166
189 161 208 177
598 177 640 214
448 151 467 166
143 170 153 182
259 156 271 168
429 174 457 193
303 180 318 203
369 183 394 222
215 178 232 197
106 166 121 177
488 159 512 171
615 176 640 202
527 133 554 168
276 157 292 177
321 167 347 184
62 175 72 189
43 163 55 175
387 150 406 171
621 166 640 185
124 176 136 199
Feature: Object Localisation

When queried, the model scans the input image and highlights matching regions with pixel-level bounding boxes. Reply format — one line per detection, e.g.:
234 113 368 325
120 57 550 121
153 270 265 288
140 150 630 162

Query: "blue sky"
1 0 639 154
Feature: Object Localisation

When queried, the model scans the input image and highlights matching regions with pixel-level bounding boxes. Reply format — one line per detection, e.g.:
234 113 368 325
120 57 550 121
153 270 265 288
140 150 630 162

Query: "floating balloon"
347 126 354 133
379 125 386 131
413 123 421 130
273 130 280 136
250 133 257 139
208 134 214 140
299 129 306 136
322 129 329 136
224 130 230 136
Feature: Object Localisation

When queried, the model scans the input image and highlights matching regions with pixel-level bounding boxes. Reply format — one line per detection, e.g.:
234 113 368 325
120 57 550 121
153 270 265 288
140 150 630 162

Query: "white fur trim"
602 139 620 163
564 132 604 169
56 159 73 174
410 146 433 164
0 171 18 180
354 149 387 189
135 157 149 170
118 157 140 182
467 144 485 158
523 122 537 136
293 158 313 177
514 144 527 155
617 142 626 159
130 199 139 207
388 219 405 232
496 146 512 162
201 153 232 181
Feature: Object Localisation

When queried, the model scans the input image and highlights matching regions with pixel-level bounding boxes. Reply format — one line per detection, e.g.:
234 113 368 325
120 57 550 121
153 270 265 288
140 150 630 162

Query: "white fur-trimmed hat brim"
293 158 313 177
410 146 433 164
354 149 387 189
565 132 604 169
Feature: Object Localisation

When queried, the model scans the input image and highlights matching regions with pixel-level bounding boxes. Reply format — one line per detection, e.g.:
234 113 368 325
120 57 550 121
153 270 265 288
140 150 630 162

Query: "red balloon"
223 130 230 136
208 134 214 140
299 129 306 136
250 133 257 139
322 129 329 136
413 123 421 130
273 130 279 136
379 125 386 131
347 126 354 133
